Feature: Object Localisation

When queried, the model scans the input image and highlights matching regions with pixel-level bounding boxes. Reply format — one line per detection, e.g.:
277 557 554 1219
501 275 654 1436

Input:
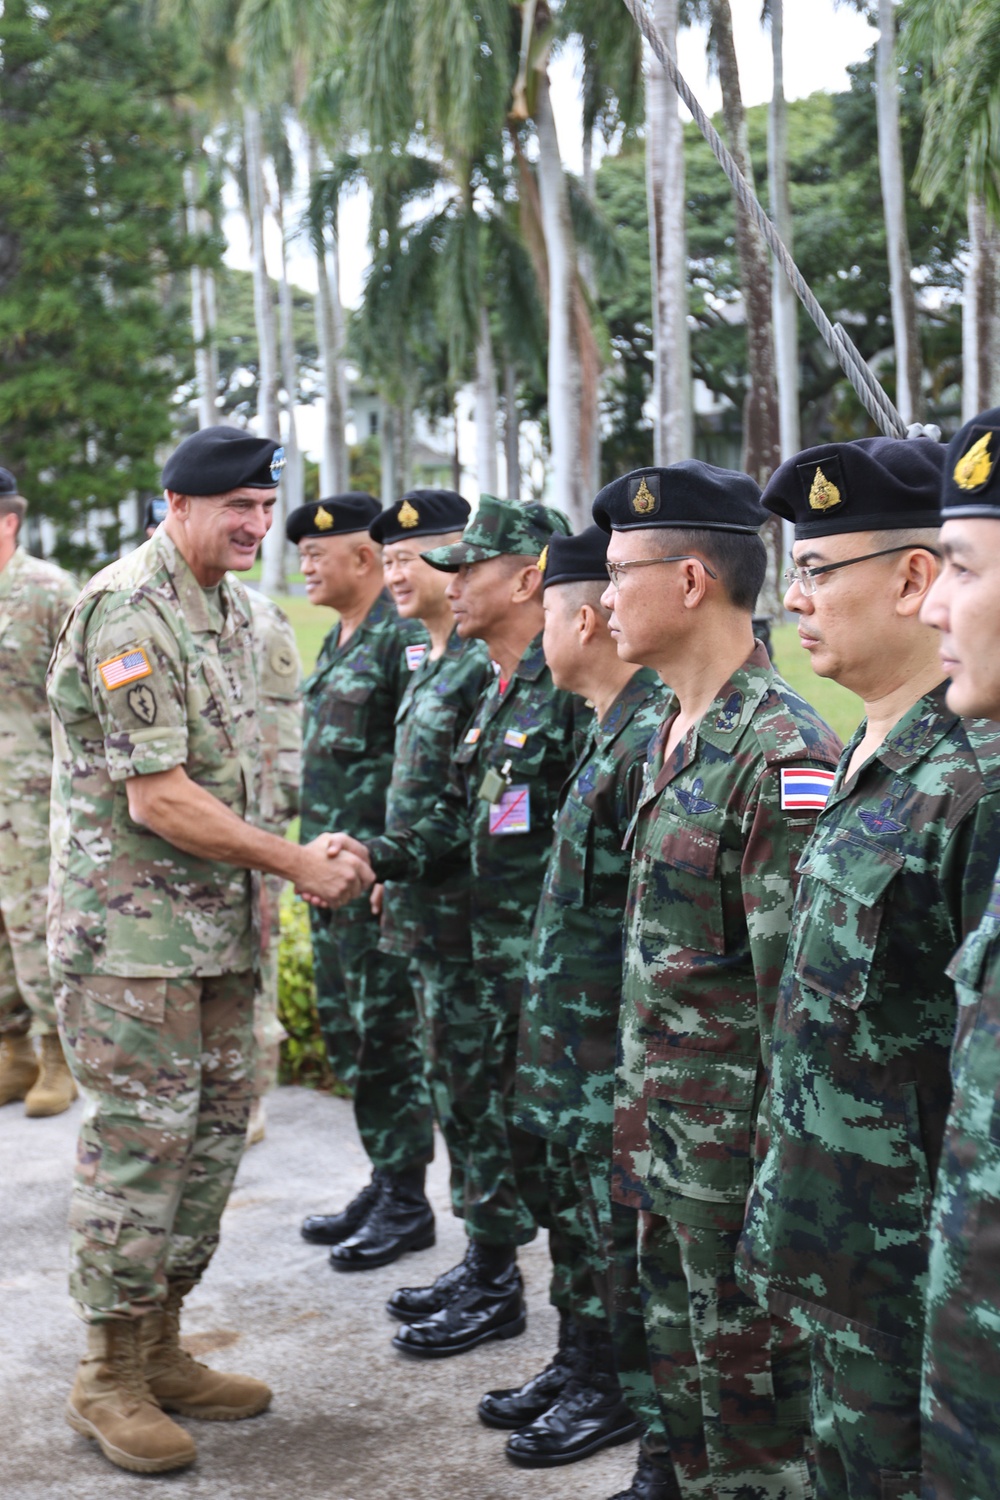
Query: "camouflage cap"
942 405 1000 521
422 494 572 572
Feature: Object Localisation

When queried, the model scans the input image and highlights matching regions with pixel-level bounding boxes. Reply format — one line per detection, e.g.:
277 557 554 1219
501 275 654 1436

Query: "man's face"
170 488 275 574
298 533 371 610
921 519 1000 717
541 586 580 691
599 530 678 667
0 511 19 572
383 536 457 621
445 554 529 641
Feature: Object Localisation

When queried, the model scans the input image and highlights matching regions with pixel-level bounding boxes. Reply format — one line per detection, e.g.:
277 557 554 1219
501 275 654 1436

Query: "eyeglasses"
783 544 942 597
604 555 719 589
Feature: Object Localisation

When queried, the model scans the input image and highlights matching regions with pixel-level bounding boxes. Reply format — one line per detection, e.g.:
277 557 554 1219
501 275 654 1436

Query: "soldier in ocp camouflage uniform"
368 490 492 1225
738 437 1000 1500
598 463 842 1500
47 427 370 1476
0 468 79 1116
289 494 436 1272
476 525 668 1476
917 407 1000 1500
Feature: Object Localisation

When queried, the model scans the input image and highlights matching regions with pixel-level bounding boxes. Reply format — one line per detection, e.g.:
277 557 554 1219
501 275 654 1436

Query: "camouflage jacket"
515 668 668 1157
300 590 427 923
739 687 1000 1360
0 547 77 823
613 643 842 1228
380 629 492 961
47 530 260 978
245 588 302 839
369 632 590 984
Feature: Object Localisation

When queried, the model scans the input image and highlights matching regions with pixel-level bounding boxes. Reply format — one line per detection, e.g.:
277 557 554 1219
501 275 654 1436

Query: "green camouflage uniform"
515 666 670 1453
0 546 77 1038
738 686 1000 1500
369 636 591 1256
301 590 434 1174
616 643 842 1500
47 530 260 1321
921 864 1000 1499
245 588 302 1099
378 627 492 1218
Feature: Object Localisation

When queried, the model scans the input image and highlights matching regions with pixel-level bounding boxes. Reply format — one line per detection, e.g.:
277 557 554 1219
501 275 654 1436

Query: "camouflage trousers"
311 908 433 1174
921 1120 1000 1500
0 830 57 1037
638 1208 814 1500
810 1334 919 1500
251 873 289 1100
55 969 255 1321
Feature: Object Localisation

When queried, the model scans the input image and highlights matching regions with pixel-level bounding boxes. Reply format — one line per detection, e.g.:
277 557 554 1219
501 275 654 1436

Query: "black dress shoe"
608 1451 683 1500
329 1170 434 1272
387 1247 474 1322
478 1311 577 1429
505 1386 639 1468
392 1260 525 1358
301 1172 384 1245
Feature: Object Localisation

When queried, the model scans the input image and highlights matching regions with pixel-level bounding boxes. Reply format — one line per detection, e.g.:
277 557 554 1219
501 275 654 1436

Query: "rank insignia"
314 505 334 531
405 643 428 671
953 428 999 492
127 683 157 725
398 499 420 529
715 691 743 733
675 777 716 815
628 474 660 517
98 647 152 692
857 798 904 836
780 767 836 811
798 457 845 513
269 446 286 482
537 544 548 573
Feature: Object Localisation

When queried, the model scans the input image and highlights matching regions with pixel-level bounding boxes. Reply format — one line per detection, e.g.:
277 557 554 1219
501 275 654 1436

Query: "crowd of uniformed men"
2 407 1000 1499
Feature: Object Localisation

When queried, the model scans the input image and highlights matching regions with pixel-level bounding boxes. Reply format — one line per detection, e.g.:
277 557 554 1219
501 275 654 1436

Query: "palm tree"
766 0 799 457
874 0 921 422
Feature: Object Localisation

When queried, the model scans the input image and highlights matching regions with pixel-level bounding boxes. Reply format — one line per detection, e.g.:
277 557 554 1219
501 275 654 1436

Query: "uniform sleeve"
81 593 190 781
943 786 1000 944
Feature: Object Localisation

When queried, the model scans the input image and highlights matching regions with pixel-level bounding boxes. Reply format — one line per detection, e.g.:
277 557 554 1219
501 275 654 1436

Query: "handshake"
293 833 376 909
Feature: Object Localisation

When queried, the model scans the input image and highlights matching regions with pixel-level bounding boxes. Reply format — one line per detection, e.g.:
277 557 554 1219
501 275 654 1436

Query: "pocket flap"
642 1041 758 1112
797 830 902 907
79 975 167 1024
660 823 720 880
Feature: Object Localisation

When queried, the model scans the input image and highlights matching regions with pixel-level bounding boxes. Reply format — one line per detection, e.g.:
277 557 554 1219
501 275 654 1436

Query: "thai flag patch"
98 648 152 692
405 643 428 671
780 766 836 811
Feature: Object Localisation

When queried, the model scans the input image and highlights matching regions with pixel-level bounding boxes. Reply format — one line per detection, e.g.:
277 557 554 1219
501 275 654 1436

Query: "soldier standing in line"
243 588 302 1146
738 438 1000 1500
288 494 437 1272
0 468 79 1116
598 463 842 1500
367 490 492 1231
48 427 370 1475
478 524 667 1478
332 497 591 1357
917 407 1000 1500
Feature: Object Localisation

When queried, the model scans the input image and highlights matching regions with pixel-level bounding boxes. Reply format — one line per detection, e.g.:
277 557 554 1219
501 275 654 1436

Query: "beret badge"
629 474 660 517
314 505 334 531
269 446 286 482
398 499 420 529
537 544 549 573
808 465 843 512
953 430 996 492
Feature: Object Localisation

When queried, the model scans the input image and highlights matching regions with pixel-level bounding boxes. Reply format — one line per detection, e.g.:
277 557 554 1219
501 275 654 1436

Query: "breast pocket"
947 909 1000 1145
640 820 725 955
793 832 903 1009
318 683 374 755
546 799 593 909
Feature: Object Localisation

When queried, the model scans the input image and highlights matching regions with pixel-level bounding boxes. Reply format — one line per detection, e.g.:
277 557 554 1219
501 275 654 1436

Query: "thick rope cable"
623 0 910 439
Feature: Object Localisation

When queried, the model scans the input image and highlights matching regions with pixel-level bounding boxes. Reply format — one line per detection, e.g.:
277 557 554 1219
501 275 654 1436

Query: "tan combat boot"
0 1034 39 1105
25 1032 78 1117
142 1281 271 1421
66 1320 197 1474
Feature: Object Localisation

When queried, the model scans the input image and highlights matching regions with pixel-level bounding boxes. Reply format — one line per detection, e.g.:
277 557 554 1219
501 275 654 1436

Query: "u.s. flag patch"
98 648 152 692
780 767 836 811
405 643 428 672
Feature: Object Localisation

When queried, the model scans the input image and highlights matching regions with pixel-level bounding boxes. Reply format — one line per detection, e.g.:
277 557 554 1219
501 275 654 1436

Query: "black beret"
541 524 609 588
0 467 17 497
162 425 285 496
763 436 945 539
942 406 1000 521
593 462 766 534
144 497 168 530
286 493 381 543
369 488 470 544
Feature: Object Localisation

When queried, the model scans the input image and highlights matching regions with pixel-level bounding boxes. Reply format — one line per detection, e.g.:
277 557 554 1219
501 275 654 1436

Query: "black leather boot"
300 1171 384 1245
608 1450 683 1500
328 1169 434 1272
504 1325 640 1468
391 1244 525 1358
386 1242 476 1322
478 1309 577 1429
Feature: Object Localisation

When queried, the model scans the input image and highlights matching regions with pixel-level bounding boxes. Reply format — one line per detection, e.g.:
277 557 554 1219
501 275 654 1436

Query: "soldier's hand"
295 837 373 908
324 831 371 863
370 882 384 918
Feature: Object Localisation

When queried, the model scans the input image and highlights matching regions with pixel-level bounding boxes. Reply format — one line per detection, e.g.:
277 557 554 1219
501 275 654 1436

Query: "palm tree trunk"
202 263 219 412
452 393 462 494
274 183 304 523
183 161 214 431
876 0 922 424
243 100 283 591
380 400 395 506
963 193 1000 419
504 361 521 500
768 0 799 459
475 305 499 496
646 0 692 464
580 126 602 494
307 135 349 494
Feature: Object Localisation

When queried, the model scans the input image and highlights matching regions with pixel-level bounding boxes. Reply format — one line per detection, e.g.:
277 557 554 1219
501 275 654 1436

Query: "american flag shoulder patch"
98 648 152 692
780 766 836 812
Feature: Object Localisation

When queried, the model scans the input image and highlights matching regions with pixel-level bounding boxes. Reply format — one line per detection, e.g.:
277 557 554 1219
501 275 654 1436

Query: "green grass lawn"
771 622 863 746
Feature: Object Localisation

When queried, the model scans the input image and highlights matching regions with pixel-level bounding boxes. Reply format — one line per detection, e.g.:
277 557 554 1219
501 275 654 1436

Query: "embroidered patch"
503 728 528 748
857 798 904 836
780 767 836 811
269 642 296 676
488 785 531 834
127 683 157 725
715 691 743 733
464 726 482 745
675 777 716 815
98 648 152 692
405 643 428 671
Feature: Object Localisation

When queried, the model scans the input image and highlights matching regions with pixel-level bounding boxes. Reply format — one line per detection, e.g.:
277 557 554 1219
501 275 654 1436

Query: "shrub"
277 890 348 1093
